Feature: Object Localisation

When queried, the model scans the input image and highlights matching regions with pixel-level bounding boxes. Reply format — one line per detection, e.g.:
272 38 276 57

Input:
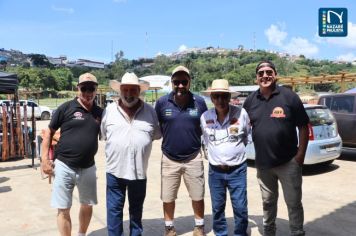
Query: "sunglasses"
211 93 230 100
172 80 189 86
257 69 274 77
80 86 96 93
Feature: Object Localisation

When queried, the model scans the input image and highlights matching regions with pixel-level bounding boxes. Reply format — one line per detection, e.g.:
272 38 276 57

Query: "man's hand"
41 159 54 175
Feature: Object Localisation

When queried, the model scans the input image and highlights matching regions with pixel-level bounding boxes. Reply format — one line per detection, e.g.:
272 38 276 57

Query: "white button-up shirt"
101 101 161 180
201 105 250 166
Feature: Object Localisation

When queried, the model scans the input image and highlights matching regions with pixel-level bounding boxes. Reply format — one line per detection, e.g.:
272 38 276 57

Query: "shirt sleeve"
292 94 310 126
48 103 65 131
152 108 162 140
240 108 251 145
154 99 162 123
100 108 108 141
200 112 209 148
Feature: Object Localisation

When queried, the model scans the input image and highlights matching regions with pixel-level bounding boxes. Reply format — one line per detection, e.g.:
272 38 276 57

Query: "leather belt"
210 164 241 172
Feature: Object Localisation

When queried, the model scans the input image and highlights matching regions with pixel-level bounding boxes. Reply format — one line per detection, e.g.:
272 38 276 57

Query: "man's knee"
57 208 71 218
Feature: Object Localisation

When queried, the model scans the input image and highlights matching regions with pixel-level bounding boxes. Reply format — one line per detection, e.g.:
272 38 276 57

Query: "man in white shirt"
201 79 250 236
101 72 161 236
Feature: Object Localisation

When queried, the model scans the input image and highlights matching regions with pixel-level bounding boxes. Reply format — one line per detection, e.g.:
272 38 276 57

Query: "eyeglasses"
80 86 96 93
172 80 189 86
257 69 274 77
211 93 230 100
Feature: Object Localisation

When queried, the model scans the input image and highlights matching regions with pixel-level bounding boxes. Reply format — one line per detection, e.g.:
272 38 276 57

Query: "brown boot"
192 225 205 236
165 226 177 236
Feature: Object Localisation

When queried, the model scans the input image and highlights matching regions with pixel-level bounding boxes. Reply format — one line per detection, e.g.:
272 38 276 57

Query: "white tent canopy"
140 75 171 92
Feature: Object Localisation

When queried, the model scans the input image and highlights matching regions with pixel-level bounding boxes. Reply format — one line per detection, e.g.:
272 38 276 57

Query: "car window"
306 107 335 126
330 96 354 113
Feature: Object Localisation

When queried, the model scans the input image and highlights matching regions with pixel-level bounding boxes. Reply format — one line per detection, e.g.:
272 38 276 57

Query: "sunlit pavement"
0 121 355 236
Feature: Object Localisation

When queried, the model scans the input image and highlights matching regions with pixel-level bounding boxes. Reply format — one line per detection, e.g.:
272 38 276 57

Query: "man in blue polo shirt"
155 65 208 236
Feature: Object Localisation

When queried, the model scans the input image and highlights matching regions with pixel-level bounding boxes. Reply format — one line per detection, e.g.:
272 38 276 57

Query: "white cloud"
284 37 319 56
325 22 356 49
178 45 188 52
265 23 318 57
336 53 356 62
265 24 287 47
51 5 74 14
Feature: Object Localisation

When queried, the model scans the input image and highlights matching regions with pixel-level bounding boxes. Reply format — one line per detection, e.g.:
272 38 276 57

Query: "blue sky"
0 0 355 63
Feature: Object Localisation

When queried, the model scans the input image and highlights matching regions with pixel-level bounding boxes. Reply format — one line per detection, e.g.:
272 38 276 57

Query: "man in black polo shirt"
41 73 103 236
243 61 309 236
155 66 208 236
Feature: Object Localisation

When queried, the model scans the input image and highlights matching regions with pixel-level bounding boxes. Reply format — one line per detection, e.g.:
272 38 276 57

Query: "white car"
246 104 342 165
0 100 52 120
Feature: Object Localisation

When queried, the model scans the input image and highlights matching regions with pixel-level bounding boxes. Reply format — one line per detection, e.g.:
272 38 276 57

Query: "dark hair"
255 60 277 74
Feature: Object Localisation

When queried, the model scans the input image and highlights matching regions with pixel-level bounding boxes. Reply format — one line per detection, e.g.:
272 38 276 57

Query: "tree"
28 54 52 68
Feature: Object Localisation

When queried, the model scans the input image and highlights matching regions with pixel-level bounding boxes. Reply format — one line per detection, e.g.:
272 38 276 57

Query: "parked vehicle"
318 93 356 149
246 104 342 165
0 100 52 120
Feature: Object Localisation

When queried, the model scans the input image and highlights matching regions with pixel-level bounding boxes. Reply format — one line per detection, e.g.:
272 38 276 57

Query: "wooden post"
1 104 9 161
9 104 15 158
23 103 29 158
31 104 36 167
15 103 24 157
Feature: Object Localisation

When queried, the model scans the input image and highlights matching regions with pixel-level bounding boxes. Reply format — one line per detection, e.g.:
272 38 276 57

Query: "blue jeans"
106 173 147 236
208 162 248 236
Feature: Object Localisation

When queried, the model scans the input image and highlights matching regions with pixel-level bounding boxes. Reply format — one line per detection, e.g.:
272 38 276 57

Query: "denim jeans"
106 173 147 236
208 162 248 236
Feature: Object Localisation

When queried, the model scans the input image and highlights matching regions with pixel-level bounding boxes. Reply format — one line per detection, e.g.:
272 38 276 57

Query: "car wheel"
41 111 50 120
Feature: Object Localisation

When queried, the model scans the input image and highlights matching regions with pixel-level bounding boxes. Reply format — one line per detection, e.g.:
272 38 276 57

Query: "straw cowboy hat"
110 72 150 92
202 79 240 97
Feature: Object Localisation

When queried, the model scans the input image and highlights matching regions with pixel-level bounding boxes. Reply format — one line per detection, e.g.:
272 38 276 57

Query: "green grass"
37 98 72 109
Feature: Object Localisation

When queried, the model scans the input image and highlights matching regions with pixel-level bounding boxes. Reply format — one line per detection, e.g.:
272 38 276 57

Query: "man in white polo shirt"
101 72 161 236
201 79 250 236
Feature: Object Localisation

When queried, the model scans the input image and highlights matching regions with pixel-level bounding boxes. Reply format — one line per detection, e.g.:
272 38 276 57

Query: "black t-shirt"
243 86 309 169
49 98 103 169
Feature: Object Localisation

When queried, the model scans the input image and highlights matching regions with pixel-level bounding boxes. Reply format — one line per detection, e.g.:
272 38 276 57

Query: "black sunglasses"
257 69 274 77
211 93 230 100
172 80 189 86
80 86 96 93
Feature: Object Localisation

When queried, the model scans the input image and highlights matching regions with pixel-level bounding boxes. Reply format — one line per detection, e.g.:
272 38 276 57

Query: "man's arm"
294 125 309 165
41 127 56 175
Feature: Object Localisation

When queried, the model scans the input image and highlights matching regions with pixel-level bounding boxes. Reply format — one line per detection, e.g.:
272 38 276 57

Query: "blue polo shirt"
155 92 207 161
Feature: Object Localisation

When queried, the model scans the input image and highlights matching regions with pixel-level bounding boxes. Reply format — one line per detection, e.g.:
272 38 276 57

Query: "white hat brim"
110 80 150 93
202 89 240 97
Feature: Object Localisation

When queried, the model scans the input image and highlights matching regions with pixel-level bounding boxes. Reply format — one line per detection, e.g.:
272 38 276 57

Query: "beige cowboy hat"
202 79 240 97
110 72 150 92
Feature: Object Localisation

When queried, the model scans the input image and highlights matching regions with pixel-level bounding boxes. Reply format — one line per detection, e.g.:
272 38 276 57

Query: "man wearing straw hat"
101 72 161 236
201 79 250 236
41 72 102 236
155 65 208 236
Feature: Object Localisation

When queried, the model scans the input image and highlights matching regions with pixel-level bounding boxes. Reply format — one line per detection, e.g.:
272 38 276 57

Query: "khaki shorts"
161 153 205 202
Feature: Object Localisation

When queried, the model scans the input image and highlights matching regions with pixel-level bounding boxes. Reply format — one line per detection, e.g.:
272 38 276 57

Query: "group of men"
41 61 309 236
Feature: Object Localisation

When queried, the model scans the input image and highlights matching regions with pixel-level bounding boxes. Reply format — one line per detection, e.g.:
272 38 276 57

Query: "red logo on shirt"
230 117 239 125
270 107 286 118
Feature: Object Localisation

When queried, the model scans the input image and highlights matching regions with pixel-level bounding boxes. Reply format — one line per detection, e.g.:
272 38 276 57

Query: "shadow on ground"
88 214 289 236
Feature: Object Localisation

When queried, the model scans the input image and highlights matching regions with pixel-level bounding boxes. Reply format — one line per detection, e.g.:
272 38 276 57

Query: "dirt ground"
0 120 355 236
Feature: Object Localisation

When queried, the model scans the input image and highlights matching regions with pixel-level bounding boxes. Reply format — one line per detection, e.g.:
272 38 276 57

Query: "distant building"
76 59 105 69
